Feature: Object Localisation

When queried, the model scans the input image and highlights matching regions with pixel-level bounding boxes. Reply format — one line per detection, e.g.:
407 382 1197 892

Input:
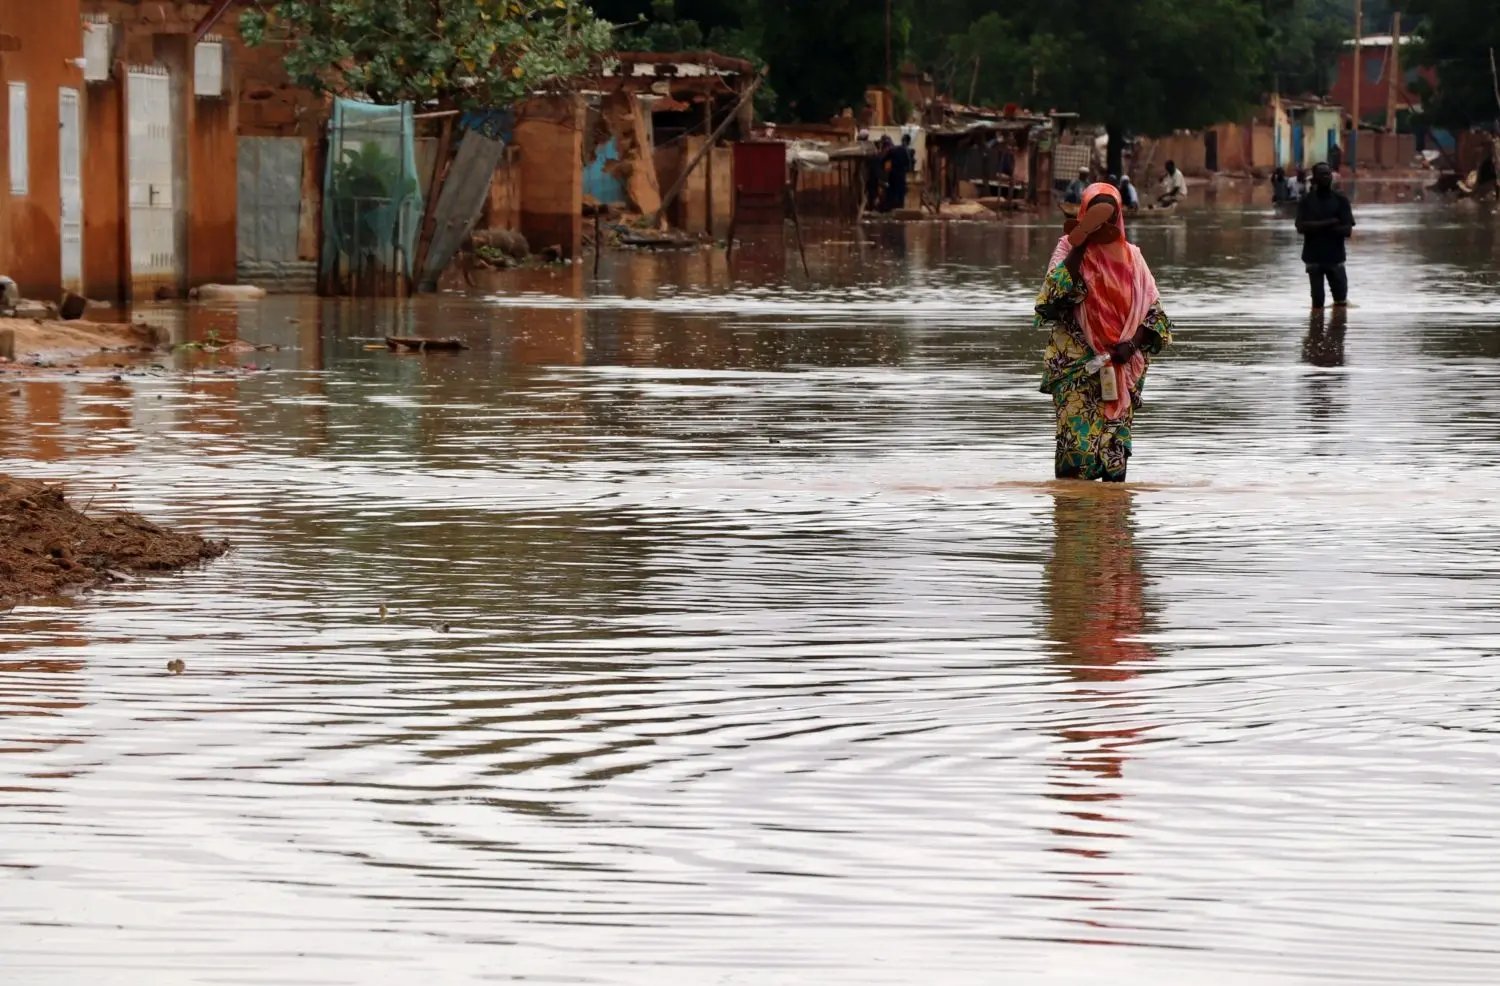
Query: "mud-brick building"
0 0 289 302
1 2 88 301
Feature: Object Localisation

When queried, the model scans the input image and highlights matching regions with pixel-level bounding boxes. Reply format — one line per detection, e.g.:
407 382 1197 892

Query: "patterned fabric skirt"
1052 378 1133 482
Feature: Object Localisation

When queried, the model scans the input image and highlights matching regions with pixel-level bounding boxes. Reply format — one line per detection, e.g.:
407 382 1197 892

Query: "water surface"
3 201 1500 984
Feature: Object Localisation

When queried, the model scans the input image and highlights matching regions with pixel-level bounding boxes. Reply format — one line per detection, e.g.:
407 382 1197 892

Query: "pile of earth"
0 473 227 607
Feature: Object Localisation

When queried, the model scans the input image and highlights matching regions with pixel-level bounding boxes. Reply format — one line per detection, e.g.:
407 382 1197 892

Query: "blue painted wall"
583 138 627 205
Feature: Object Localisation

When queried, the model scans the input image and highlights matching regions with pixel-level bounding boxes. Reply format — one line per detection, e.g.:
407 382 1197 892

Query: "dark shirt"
1297 189 1355 265
886 146 910 181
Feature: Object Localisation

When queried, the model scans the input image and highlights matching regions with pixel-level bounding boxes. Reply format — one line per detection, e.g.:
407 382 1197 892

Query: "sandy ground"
0 316 161 364
0 473 228 608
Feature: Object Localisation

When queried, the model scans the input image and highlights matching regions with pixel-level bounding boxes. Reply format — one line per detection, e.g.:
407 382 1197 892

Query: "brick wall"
483 148 522 234
660 137 734 235
83 73 128 300
0 0 86 298
189 79 238 285
514 94 583 259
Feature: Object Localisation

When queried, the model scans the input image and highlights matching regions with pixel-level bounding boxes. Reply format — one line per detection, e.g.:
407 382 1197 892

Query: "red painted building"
0 0 87 300
0 1 243 302
1329 35 1436 125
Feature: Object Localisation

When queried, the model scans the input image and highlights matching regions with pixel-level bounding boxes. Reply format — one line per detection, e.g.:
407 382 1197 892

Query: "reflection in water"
1043 490 1155 869
1 207 1500 984
1302 307 1348 425
1303 307 1348 368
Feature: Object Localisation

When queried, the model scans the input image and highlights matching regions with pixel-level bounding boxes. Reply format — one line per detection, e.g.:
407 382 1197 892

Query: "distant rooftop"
1344 35 1419 47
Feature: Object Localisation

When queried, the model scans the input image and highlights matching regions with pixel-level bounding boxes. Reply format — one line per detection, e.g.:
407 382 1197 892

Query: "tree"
1262 0 1348 97
755 0 890 121
239 0 613 109
941 12 1030 106
604 0 777 117
1405 0 1500 128
1021 0 1269 175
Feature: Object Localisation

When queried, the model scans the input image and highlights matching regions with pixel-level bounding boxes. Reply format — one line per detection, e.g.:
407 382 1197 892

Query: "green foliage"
1024 0 1268 136
239 0 613 108
608 0 777 117
604 0 878 122
1263 0 1348 96
1405 0 1500 127
941 13 1030 106
757 0 887 121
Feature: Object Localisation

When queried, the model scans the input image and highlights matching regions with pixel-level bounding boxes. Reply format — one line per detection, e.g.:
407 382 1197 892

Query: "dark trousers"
882 177 907 212
1306 263 1348 307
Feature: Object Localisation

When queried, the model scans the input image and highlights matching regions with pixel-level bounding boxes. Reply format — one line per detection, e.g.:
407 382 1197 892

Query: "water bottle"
1086 353 1118 401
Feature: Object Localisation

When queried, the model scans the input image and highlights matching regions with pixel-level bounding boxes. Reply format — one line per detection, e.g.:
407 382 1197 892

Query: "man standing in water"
1295 162 1356 309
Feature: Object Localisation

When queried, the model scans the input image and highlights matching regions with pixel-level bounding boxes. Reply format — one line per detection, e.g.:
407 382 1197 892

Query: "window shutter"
83 16 113 83
194 40 224 97
7 83 27 196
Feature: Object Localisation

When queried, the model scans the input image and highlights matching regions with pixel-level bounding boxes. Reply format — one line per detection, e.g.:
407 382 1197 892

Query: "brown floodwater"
2 198 1500 984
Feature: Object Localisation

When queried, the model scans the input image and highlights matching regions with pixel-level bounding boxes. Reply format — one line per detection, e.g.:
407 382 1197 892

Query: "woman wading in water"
1035 183 1174 482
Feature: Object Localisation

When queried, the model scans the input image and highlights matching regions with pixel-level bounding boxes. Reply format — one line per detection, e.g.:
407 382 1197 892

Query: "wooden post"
884 0 893 87
1351 0 1362 173
413 115 455 281
703 99 714 238
1386 12 1401 134
650 71 765 228
788 167 810 278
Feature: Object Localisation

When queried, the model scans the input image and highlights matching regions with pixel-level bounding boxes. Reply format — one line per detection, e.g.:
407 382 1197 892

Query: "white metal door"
127 68 178 288
59 88 84 291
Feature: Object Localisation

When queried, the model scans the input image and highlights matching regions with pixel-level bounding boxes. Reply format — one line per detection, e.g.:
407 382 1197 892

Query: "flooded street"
3 200 1500 984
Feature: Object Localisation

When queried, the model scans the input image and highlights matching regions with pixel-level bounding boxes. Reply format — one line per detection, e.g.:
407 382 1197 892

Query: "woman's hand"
1110 338 1138 364
1064 242 1088 280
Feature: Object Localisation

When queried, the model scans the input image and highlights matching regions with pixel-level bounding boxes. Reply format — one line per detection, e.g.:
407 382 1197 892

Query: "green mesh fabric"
322 99 424 285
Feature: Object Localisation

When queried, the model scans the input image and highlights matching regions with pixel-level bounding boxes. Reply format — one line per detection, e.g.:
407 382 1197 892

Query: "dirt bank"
0 316 160 363
0 474 227 608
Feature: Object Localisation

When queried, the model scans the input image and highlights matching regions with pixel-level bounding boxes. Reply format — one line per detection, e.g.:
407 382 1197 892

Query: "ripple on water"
2 207 1499 984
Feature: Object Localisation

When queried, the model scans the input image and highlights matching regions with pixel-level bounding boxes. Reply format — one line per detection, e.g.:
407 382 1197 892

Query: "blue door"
1292 123 1305 167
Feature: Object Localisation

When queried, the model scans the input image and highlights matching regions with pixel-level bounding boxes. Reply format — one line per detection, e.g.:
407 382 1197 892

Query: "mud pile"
0 474 227 607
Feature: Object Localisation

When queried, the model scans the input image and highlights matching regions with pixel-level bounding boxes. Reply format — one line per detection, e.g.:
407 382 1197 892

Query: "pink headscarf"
1048 183 1160 420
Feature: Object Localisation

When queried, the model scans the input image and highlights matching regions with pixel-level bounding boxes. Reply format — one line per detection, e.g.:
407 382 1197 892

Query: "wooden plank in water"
385 336 468 352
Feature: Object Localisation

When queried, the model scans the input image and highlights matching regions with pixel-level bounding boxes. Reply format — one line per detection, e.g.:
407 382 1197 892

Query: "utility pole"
1351 0 1362 174
1386 11 1402 133
885 0 893 93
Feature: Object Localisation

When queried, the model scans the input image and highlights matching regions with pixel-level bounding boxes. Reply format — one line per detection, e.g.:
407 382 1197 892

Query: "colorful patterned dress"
1035 263 1173 481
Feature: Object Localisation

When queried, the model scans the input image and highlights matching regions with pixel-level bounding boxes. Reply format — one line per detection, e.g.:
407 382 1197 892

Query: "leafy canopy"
240 0 613 108
1404 0 1500 127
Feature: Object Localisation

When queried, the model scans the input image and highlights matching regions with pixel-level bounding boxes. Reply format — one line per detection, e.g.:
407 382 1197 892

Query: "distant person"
901 132 917 173
1328 140 1343 174
1289 166 1307 199
998 137 1017 187
1035 182 1175 482
881 135 909 212
1271 166 1292 203
858 131 881 212
1063 167 1089 204
1476 154 1498 200
1295 162 1356 310
1118 174 1140 209
1157 160 1187 206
